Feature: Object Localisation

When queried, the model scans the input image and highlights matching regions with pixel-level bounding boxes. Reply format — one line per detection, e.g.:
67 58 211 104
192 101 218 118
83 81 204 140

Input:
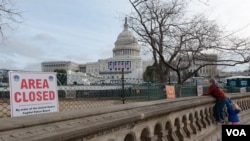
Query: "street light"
121 68 125 104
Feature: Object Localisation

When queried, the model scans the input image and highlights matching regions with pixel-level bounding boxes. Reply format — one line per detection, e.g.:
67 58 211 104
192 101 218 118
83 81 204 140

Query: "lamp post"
168 71 171 85
121 68 125 104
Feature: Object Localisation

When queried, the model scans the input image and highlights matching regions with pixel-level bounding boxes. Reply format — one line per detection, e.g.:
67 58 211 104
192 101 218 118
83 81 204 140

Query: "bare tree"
128 0 250 84
0 0 21 38
0 69 9 83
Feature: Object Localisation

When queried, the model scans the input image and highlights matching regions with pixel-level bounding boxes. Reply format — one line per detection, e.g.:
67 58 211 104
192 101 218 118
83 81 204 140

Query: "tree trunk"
158 59 167 83
176 71 182 84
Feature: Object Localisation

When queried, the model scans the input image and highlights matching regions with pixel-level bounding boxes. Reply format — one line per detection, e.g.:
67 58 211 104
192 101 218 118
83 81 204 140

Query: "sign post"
197 85 203 96
166 85 176 99
240 87 246 94
9 71 59 117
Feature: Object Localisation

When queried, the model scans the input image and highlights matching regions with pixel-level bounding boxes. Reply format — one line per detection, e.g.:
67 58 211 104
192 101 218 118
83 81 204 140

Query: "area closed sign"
9 71 59 117
166 85 176 99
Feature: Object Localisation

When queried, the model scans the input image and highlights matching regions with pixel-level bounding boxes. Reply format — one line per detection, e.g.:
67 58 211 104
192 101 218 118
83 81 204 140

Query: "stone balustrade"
0 94 250 141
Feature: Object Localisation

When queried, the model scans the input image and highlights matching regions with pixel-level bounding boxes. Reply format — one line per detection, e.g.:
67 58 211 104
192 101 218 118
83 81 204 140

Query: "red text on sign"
20 79 49 89
14 91 55 103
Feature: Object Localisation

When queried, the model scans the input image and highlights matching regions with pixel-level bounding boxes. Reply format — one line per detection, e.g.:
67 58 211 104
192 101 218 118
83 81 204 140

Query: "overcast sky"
1 0 250 72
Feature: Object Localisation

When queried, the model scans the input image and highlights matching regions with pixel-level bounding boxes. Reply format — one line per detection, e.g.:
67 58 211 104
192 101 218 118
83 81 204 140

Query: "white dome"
113 18 140 58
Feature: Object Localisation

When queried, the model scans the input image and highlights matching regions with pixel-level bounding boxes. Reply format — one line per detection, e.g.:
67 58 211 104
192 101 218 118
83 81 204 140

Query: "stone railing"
0 93 250 141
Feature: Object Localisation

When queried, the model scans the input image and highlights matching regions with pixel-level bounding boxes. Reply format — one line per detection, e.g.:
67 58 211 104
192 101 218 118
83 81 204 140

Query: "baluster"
140 128 152 141
209 107 216 124
161 130 169 141
174 118 188 141
243 100 247 110
194 112 202 131
205 108 212 126
182 115 194 138
154 124 163 141
200 110 207 128
189 113 198 134
247 100 250 109
166 121 179 141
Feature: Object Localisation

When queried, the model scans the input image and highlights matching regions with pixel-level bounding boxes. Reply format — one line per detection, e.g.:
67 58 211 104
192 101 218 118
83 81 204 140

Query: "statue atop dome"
124 17 128 30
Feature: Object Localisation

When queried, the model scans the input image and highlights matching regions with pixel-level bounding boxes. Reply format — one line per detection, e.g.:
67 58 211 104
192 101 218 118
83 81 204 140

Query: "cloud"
0 37 46 71
0 37 45 58
96 44 113 59
219 64 249 72
33 33 56 44
62 54 92 64
0 57 19 70
23 63 41 71
4 0 249 73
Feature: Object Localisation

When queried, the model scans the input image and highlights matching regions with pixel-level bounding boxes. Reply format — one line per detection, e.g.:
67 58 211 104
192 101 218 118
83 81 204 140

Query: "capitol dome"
113 17 140 58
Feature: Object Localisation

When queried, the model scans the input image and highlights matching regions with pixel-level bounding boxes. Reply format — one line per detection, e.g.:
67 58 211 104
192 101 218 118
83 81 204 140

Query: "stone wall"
0 94 250 141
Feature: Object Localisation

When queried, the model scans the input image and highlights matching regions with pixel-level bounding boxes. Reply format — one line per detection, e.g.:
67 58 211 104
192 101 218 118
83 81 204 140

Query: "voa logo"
226 129 246 136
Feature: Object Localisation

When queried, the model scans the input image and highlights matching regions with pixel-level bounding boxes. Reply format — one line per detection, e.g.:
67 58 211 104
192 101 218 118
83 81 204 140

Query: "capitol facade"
41 18 153 84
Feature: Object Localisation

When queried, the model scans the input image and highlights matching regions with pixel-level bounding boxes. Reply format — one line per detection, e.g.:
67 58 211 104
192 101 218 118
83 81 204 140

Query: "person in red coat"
203 78 227 123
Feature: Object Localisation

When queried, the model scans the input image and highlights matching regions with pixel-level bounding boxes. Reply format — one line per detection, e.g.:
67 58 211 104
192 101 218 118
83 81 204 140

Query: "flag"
118 61 120 69
125 61 131 69
108 62 113 69
125 61 129 68
121 61 124 68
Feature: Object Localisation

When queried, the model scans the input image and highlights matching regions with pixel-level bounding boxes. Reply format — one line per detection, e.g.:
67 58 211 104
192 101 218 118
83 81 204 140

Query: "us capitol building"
41 18 153 84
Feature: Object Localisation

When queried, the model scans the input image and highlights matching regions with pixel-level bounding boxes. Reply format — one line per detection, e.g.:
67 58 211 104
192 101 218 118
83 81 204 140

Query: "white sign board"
240 87 246 93
9 71 59 117
197 85 203 96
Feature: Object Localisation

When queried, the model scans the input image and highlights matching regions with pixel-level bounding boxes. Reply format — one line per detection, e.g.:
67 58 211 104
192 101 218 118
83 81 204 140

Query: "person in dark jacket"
203 78 227 123
226 98 241 125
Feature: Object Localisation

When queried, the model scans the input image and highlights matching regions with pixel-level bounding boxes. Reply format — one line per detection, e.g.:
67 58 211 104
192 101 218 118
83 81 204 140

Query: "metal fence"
1 69 250 118
1 83 248 118
0 82 167 118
